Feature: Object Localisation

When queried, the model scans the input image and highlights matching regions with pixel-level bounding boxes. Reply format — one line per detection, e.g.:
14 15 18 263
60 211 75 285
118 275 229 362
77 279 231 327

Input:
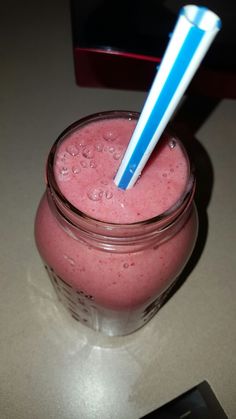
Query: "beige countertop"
0 1 235 418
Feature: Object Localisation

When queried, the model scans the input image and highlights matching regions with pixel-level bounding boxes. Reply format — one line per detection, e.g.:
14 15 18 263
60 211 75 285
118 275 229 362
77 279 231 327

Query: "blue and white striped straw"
114 5 221 189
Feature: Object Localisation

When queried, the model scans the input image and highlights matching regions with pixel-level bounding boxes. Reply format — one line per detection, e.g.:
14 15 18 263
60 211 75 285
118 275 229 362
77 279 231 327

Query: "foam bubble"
87 188 104 201
72 166 81 174
66 144 79 156
82 146 94 159
168 139 176 149
113 152 122 160
59 167 69 176
103 130 118 141
105 190 113 199
58 166 71 181
95 144 103 152
90 160 97 168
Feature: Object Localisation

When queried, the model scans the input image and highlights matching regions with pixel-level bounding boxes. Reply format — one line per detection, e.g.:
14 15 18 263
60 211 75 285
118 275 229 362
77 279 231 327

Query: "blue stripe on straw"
192 6 208 26
117 24 205 189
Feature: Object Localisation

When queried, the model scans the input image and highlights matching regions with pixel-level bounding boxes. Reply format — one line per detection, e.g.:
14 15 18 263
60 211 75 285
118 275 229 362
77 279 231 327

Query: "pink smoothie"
35 114 197 315
53 117 188 223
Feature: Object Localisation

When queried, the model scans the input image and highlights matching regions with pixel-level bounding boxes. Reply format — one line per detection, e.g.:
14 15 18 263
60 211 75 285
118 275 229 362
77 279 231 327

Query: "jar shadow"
162 95 219 303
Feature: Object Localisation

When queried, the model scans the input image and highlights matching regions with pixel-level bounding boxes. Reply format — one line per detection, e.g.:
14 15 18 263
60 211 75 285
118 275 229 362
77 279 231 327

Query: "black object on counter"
140 381 228 418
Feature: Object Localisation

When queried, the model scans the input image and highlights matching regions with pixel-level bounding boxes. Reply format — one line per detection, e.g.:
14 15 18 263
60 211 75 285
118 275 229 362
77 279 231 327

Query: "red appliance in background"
70 0 236 98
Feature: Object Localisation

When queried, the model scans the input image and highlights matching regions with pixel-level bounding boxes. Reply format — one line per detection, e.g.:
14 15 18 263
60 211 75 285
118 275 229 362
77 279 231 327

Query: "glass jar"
34 111 198 336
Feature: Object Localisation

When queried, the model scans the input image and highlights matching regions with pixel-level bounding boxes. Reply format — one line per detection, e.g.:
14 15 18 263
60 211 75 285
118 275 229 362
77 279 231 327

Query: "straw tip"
180 5 222 31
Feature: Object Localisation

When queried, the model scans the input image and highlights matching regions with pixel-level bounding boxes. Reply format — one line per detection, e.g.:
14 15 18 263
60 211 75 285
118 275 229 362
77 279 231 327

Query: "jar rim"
46 110 195 229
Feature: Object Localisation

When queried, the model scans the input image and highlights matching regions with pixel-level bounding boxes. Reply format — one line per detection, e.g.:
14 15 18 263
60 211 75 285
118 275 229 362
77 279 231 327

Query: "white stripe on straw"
114 5 221 189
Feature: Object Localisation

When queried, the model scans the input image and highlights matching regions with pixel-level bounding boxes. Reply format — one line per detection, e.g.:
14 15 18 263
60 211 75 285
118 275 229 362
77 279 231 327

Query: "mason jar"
34 111 198 336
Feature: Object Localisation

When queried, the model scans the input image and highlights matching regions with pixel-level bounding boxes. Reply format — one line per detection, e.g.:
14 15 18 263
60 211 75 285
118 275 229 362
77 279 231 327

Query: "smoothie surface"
54 117 189 224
